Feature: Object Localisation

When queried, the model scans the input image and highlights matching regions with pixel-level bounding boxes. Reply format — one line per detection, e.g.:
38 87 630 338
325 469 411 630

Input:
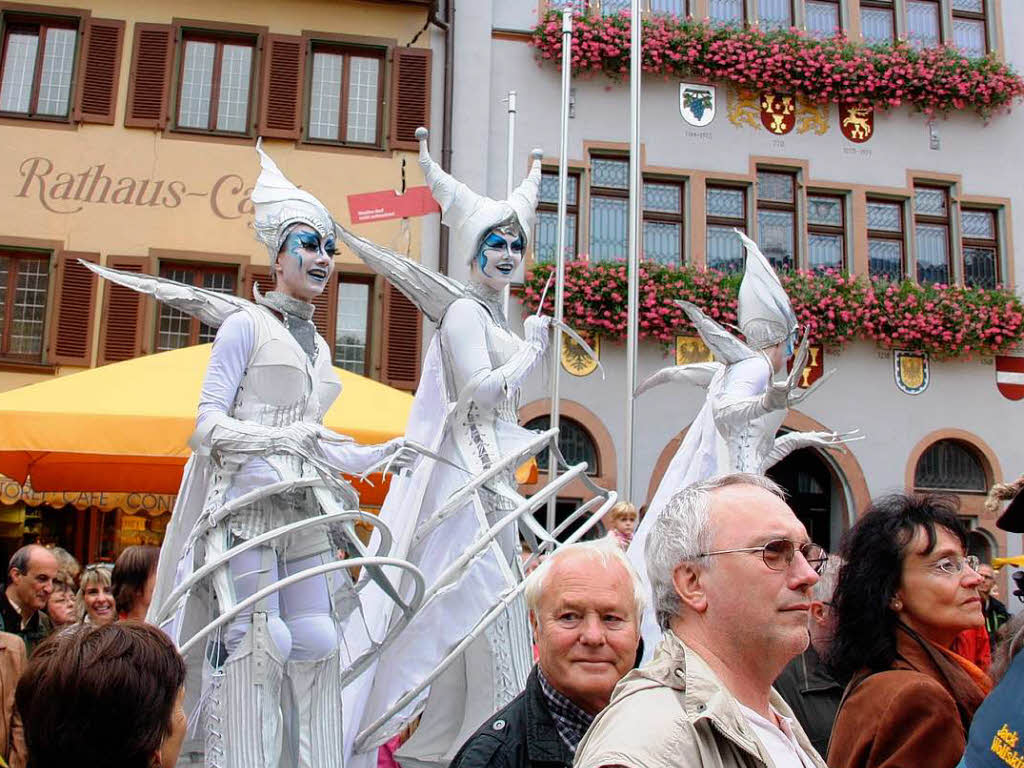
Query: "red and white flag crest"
996 355 1024 401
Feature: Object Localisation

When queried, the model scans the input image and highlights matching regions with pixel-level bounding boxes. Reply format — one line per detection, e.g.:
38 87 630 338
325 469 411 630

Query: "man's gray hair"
646 473 786 630
812 554 842 604
8 544 40 583
524 538 646 625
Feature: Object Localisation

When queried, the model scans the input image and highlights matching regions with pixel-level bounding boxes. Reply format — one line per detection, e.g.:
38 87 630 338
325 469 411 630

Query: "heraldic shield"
894 350 930 395
996 355 1024 401
680 83 716 127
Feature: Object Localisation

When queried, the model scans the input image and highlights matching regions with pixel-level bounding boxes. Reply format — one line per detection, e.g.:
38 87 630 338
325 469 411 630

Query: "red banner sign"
347 186 439 224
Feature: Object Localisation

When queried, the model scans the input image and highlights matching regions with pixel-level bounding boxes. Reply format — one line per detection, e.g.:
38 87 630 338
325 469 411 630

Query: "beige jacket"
574 631 827 768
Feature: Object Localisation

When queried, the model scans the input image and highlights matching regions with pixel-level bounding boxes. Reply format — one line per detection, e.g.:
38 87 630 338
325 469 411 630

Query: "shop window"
805 0 841 37
175 31 257 135
535 170 580 263
523 416 599 476
952 0 987 57
156 263 237 351
960 207 999 290
706 184 748 273
334 275 373 375
866 197 905 280
587 157 684 266
860 0 895 42
913 185 951 284
758 0 794 30
906 0 942 48
757 170 797 270
914 439 988 492
807 194 845 272
307 43 385 147
0 252 50 361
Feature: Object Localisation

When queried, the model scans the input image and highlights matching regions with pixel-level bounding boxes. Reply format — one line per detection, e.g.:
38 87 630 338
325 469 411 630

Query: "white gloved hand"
523 314 552 352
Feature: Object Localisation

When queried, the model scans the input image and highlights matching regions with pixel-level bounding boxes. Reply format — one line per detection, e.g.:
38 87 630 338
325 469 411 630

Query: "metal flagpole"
546 10 572 533
622 0 642 503
503 90 517 317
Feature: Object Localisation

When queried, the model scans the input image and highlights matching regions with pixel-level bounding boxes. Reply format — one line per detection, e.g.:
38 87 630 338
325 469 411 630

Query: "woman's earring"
891 598 903 611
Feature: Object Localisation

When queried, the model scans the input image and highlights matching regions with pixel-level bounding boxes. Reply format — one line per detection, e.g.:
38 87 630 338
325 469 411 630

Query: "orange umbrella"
0 344 413 500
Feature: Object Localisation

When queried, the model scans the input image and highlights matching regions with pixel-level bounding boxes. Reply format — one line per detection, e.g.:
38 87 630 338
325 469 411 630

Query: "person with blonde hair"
603 502 637 550
77 565 116 627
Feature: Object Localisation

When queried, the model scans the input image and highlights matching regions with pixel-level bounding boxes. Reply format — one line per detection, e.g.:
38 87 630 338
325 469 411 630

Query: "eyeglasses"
697 539 828 575
931 555 981 577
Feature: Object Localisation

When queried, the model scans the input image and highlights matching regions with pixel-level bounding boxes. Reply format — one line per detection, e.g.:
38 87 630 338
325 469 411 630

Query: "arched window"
966 529 995 563
523 416 599 476
914 439 988 492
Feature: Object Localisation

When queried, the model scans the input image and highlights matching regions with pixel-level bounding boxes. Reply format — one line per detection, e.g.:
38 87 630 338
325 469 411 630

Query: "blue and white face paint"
274 223 337 301
471 224 525 291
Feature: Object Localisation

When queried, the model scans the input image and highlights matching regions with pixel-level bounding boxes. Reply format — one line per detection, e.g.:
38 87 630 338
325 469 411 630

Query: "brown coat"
0 632 26 768
827 629 988 768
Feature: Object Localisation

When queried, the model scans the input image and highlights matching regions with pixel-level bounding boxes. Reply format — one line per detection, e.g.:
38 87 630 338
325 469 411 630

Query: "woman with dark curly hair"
827 494 992 768
16 621 186 768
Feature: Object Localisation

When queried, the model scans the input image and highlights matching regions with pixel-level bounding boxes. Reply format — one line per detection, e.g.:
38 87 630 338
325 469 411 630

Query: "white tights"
224 546 337 662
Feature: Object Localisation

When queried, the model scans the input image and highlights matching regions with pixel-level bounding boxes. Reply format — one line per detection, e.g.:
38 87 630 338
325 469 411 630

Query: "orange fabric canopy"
0 344 413 497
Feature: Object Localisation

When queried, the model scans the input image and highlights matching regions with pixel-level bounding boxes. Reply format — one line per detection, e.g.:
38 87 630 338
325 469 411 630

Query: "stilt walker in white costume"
85 143 427 768
335 128 614 768
628 230 862 658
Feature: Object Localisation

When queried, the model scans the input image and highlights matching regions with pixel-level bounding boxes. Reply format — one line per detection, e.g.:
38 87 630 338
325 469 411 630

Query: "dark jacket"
774 645 843 757
0 591 51 657
984 596 1010 649
828 627 991 768
449 668 575 768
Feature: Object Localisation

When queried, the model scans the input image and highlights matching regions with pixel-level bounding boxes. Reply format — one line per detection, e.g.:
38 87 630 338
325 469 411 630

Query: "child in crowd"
604 502 638 550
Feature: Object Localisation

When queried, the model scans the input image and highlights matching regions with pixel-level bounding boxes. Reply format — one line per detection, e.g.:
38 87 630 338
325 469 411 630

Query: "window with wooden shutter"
0 13 80 121
243 264 273 302
156 262 237 351
98 256 152 365
73 17 124 124
125 23 173 128
50 252 99 366
0 250 52 361
381 282 421 390
389 47 430 152
258 34 304 140
312 276 338 354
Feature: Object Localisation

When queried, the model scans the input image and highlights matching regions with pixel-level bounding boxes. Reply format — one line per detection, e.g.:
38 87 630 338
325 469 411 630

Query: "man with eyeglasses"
576 473 827 768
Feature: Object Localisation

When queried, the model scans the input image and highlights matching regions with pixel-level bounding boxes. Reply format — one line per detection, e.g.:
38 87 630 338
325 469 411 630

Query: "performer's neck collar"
259 290 316 321
466 280 507 327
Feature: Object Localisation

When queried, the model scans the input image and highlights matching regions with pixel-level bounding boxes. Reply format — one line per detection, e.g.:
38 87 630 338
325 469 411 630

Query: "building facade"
439 0 1024 583
0 0 436 563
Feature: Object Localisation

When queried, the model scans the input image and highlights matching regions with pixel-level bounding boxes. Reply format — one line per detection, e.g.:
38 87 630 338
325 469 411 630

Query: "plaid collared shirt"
537 667 595 751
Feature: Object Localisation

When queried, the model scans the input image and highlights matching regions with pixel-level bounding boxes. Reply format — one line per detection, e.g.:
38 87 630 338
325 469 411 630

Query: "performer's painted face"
472 223 524 290
275 223 337 301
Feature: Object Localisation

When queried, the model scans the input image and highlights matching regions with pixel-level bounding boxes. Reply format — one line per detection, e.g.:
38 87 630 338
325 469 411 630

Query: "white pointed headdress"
735 230 798 350
251 138 336 260
415 127 542 263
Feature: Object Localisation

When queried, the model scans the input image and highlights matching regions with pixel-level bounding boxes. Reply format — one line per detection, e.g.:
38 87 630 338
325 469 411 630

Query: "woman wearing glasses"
827 494 992 768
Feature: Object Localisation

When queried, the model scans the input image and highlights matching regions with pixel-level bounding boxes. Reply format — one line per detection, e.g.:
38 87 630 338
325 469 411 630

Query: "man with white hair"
774 555 844 756
576 473 828 768
449 538 643 768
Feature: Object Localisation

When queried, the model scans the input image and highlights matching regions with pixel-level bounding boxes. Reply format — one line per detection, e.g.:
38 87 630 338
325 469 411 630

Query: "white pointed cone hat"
416 127 542 263
735 229 798 349
251 138 336 260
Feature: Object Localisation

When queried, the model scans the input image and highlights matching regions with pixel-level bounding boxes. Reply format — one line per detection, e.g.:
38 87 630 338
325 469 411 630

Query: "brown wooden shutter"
125 23 174 129
49 252 99 366
98 256 153 365
312 277 338 357
243 265 273 301
258 34 305 140
389 47 431 152
74 18 125 125
381 282 421 390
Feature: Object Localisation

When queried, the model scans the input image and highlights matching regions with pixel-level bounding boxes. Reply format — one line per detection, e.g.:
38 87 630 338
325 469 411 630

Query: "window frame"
0 250 51 362
866 196 907 281
333 272 375 376
535 167 581 264
704 182 749 273
806 192 847 273
0 10 82 122
959 205 1000 289
905 0 943 48
642 175 686 267
912 183 952 285
755 169 799 271
304 38 387 150
169 20 264 139
951 0 988 57
804 0 842 37
707 0 747 26
155 261 238 350
913 438 989 494
755 0 795 31
859 0 896 42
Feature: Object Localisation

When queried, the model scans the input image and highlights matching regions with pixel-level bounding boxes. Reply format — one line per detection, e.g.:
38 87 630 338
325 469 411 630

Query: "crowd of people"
1 475 1020 768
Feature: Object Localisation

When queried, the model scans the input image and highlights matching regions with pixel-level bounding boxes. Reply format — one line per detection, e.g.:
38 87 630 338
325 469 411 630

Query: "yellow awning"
992 555 1024 570
0 344 412 495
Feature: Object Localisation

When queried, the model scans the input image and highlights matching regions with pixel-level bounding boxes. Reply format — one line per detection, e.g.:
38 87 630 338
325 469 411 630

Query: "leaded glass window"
523 416 599 476
706 185 747 273
867 198 905 281
0 19 78 118
756 171 796 270
914 186 950 285
0 253 50 360
914 440 987 492
961 208 999 289
807 194 845 272
535 171 580 264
